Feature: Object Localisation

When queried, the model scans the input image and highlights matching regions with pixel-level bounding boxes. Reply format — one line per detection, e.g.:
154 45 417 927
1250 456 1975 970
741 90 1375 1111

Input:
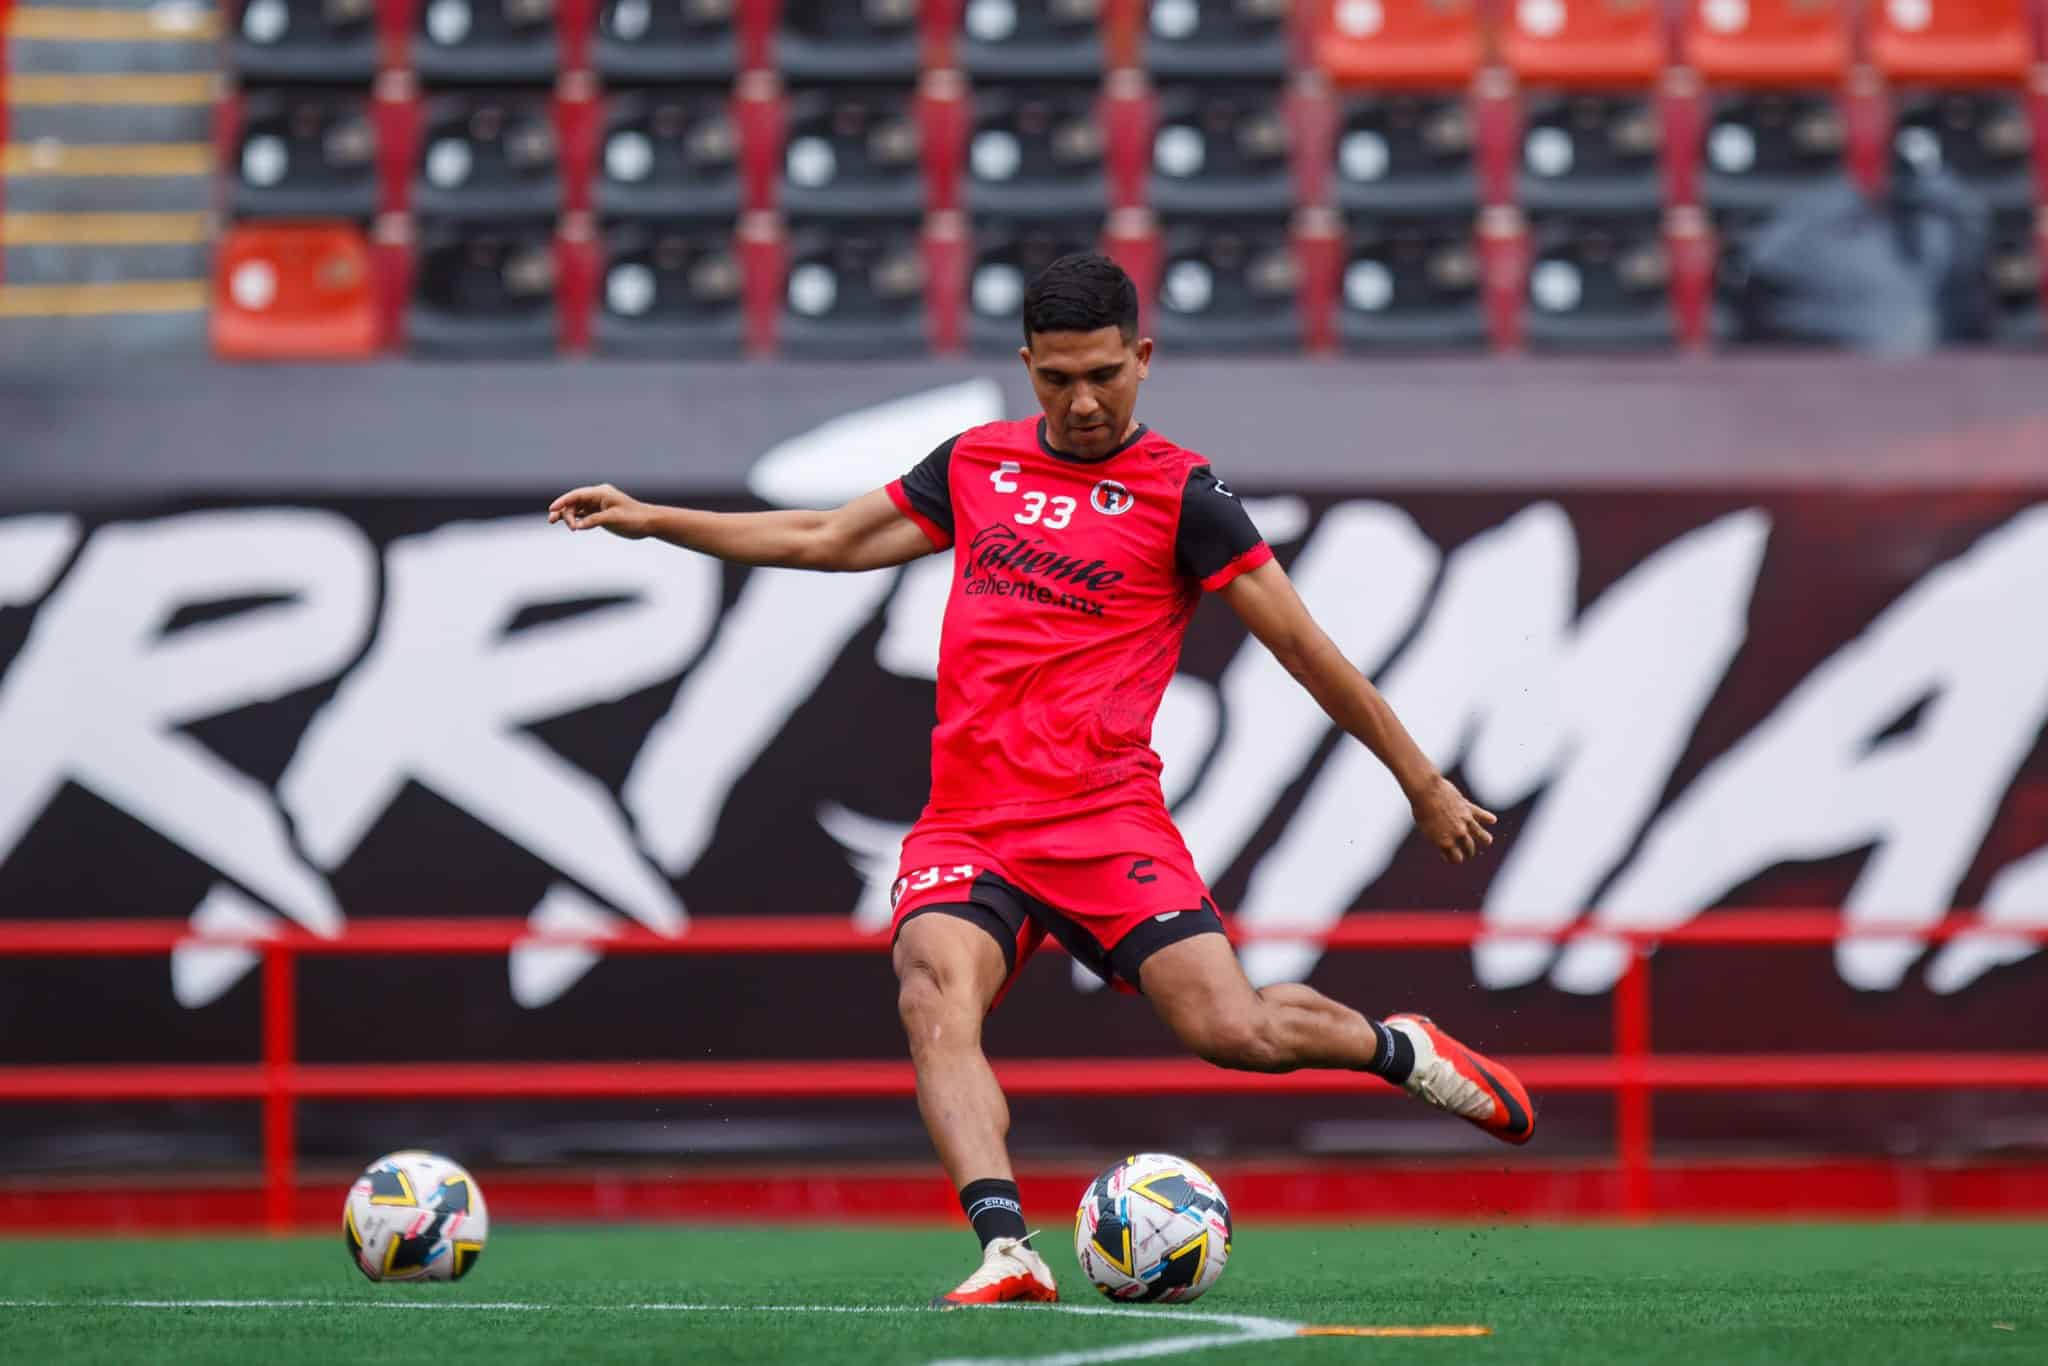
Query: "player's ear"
1134 336 1153 377
1018 343 1032 370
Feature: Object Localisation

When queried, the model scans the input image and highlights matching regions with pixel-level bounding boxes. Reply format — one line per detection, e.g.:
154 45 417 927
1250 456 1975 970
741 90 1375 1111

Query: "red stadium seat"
1683 0 1851 87
212 222 382 360
1313 0 1485 89
1867 0 2036 86
1501 0 1667 88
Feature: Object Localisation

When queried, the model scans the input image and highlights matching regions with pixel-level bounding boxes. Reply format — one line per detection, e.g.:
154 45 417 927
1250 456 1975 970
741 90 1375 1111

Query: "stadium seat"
232 0 379 83
1501 0 1666 89
1335 211 1490 350
411 0 562 84
1519 212 1676 349
963 82 1107 217
594 0 743 83
412 91 563 219
957 0 1107 80
778 84 927 219
966 214 1101 349
1331 89 1481 215
777 0 924 82
1312 0 1483 89
596 86 744 218
212 222 382 359
1146 214 1302 350
778 216 934 355
1889 88 2039 212
1866 0 2036 86
1682 0 1856 214
1985 209 2045 346
1143 0 1292 80
593 218 749 353
408 219 563 353
1504 0 1669 216
1683 0 1850 89
1516 89 1667 215
1148 82 1295 216
1695 90 1854 213
230 89 381 220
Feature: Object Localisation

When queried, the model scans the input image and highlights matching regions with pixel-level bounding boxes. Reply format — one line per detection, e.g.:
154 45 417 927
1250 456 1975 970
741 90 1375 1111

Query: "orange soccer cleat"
931 1235 1059 1309
1384 1014 1536 1146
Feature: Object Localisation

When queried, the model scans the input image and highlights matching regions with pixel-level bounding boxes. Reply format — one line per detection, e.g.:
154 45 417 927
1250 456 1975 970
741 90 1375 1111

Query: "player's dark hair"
1022 253 1138 344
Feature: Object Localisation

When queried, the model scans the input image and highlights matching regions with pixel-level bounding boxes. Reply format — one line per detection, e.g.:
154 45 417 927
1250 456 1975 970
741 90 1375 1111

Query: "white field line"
0 1298 1311 1364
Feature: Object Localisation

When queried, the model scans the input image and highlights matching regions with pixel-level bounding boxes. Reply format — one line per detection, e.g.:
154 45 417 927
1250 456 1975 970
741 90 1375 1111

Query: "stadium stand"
98 0 2032 358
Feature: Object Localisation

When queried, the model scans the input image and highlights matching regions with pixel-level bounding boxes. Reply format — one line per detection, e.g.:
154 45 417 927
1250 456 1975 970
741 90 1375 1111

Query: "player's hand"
1409 774 1497 865
548 484 651 539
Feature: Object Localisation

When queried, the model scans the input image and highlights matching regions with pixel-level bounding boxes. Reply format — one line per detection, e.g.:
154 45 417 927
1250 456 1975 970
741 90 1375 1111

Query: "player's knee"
896 966 977 1051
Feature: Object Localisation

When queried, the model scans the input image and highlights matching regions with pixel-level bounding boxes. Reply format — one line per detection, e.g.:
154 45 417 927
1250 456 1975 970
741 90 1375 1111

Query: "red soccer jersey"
886 416 1271 818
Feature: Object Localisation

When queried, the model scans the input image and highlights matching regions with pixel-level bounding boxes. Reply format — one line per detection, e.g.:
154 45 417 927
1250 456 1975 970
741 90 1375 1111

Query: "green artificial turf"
0 1222 2039 1364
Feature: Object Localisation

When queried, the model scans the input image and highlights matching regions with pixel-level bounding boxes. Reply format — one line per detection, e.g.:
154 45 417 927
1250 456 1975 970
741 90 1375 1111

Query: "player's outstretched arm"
547 484 937 572
1219 560 1497 864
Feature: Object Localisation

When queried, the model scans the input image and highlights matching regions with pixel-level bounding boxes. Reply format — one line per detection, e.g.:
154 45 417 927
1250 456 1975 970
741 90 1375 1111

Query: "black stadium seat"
232 89 380 220
594 0 742 84
1331 90 1481 217
778 216 931 356
1337 212 1488 351
958 0 1106 81
412 0 561 85
234 0 378 83
1143 0 1290 80
1147 214 1302 351
594 218 748 354
778 83 927 220
1520 212 1674 351
964 81 1107 219
412 91 562 220
1147 81 1294 217
409 219 561 353
778 0 923 82
596 86 743 219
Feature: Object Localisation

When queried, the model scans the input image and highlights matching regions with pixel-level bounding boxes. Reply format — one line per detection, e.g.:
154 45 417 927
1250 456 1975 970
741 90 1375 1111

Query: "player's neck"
1037 417 1147 465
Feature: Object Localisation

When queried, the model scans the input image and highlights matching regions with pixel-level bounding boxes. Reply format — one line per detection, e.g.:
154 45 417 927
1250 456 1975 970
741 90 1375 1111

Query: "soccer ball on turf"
1074 1152 1231 1303
342 1150 489 1283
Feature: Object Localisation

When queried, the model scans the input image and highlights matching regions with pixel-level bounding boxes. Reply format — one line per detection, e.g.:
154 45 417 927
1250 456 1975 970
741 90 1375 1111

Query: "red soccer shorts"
888 787 1228 1005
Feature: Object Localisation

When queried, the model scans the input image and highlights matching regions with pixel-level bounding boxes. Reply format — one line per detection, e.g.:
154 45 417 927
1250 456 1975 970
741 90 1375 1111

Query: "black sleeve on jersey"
1175 465 1267 584
897 435 958 538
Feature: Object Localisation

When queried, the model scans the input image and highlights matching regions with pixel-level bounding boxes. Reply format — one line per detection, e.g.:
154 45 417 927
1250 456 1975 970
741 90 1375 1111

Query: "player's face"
1020 327 1152 459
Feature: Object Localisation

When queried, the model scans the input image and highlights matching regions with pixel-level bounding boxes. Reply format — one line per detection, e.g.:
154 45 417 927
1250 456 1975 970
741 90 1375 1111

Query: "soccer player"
549 254 1532 1308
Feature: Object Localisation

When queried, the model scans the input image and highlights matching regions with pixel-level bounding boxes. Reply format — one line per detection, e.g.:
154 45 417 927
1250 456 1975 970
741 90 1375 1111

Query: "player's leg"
1134 930 1534 1145
891 898 1058 1306
893 909 1016 1190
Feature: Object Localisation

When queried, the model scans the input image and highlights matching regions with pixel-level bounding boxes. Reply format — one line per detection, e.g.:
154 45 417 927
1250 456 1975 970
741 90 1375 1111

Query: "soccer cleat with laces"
931 1235 1059 1308
1384 1013 1535 1146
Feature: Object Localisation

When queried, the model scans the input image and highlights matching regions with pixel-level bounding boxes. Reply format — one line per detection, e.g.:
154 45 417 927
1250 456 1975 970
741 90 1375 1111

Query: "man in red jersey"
549 255 1531 1307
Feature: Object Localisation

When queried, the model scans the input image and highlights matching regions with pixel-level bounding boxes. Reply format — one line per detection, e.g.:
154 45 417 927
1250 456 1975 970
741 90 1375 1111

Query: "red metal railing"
2 911 2045 1231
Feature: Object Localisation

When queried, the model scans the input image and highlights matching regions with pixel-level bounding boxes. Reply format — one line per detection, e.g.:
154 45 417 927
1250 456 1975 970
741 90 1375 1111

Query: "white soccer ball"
1073 1152 1231 1303
343 1150 489 1283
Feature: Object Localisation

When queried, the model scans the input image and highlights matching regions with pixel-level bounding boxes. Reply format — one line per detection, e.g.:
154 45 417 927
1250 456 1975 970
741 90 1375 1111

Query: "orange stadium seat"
1313 0 1485 88
212 223 382 359
1683 0 1852 87
1501 0 1667 88
1866 0 2036 86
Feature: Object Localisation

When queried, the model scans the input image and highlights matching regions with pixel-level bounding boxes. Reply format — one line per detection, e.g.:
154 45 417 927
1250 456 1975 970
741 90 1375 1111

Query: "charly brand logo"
1091 480 1135 516
2 382 2046 1011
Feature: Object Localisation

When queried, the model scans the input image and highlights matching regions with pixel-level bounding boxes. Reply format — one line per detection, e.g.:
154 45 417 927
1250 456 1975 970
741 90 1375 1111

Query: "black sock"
1365 1019 1416 1085
960 1178 1028 1249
